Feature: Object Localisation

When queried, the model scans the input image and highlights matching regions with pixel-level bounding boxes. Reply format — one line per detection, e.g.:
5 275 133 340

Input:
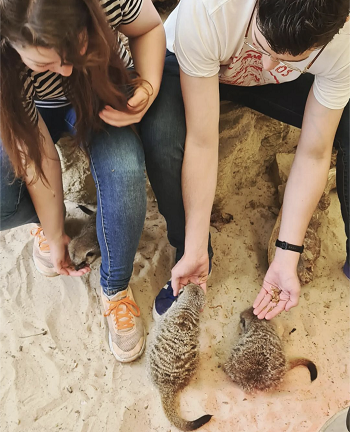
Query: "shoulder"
99 0 143 27
311 21 350 109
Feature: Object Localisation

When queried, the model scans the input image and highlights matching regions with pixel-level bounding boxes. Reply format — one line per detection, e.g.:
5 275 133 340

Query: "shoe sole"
108 329 146 363
33 261 59 277
152 301 161 322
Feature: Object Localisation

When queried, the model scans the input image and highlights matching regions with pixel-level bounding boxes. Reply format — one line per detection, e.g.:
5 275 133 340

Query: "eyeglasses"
244 3 327 74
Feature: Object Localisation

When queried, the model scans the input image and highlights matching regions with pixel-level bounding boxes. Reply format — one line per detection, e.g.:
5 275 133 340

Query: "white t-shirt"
165 0 350 110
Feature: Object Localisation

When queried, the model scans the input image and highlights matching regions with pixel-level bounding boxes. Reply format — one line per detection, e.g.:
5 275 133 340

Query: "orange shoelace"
104 297 141 330
31 227 50 252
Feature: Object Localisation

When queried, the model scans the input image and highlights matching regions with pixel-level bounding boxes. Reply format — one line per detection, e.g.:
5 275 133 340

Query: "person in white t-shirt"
152 0 349 321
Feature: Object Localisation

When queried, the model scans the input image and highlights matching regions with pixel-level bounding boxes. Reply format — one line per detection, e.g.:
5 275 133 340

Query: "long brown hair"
0 0 148 184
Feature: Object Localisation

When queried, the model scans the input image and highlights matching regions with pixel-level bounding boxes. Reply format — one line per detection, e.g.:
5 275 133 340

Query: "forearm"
183 139 219 255
25 116 65 243
276 149 332 265
128 22 165 96
280 150 331 242
275 88 343 267
180 72 220 257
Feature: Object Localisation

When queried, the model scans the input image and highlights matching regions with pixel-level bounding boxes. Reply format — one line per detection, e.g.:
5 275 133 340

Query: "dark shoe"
152 259 212 321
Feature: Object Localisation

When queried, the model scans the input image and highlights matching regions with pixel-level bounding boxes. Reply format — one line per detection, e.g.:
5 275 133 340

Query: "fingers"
127 88 148 109
99 102 145 127
172 275 181 296
285 296 298 312
261 300 287 320
253 290 272 316
66 266 91 277
57 265 91 277
253 287 267 309
198 280 207 294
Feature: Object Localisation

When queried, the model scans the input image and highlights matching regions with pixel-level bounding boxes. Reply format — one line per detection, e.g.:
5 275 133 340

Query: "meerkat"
224 307 317 393
68 211 100 270
147 283 212 431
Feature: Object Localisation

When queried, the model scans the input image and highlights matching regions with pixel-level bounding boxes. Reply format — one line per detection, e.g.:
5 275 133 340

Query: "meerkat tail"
287 359 318 382
161 390 212 431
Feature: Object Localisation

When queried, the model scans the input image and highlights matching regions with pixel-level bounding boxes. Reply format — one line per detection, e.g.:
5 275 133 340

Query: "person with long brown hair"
0 0 168 363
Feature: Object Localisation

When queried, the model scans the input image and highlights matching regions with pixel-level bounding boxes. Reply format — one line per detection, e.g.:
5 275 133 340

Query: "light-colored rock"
56 136 97 205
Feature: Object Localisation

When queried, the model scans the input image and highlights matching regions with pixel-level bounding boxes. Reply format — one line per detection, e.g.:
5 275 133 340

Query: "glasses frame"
243 3 327 75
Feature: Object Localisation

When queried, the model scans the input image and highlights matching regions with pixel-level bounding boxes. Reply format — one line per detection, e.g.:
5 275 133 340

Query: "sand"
1 178 349 432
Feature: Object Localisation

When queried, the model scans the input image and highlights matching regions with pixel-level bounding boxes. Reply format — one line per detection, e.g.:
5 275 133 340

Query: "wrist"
183 246 208 262
45 230 67 245
275 239 304 254
273 247 300 268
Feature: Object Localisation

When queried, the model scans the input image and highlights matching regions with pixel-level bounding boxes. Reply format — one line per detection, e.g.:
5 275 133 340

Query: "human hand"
171 253 209 296
49 234 91 277
253 258 300 320
99 86 153 127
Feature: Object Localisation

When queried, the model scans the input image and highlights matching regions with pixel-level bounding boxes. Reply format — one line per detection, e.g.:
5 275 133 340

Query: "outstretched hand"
49 234 91 277
253 259 300 320
171 253 209 296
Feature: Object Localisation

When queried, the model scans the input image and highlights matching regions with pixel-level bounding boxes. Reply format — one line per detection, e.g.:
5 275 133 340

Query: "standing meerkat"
148 283 212 431
224 307 317 393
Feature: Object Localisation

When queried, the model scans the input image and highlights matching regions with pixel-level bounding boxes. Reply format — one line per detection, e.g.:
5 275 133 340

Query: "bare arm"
99 0 165 126
254 89 343 319
25 115 89 276
171 71 220 294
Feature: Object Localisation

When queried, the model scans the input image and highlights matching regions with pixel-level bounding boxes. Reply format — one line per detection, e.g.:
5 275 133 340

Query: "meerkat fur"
148 283 212 431
224 307 317 393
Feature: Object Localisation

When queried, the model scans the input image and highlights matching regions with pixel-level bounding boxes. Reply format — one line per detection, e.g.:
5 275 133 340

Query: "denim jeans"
0 54 207 296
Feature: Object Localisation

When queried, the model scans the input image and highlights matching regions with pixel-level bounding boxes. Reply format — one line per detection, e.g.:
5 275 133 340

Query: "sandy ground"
1 178 349 432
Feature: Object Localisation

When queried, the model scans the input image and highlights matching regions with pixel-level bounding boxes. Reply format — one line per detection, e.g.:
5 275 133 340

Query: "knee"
89 126 145 184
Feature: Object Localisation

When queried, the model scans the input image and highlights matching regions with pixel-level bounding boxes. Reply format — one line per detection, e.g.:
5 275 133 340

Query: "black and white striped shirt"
21 0 143 123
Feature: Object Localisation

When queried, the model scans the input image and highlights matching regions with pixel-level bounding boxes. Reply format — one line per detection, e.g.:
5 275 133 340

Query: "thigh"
88 124 147 270
88 124 146 206
219 73 315 129
141 51 186 164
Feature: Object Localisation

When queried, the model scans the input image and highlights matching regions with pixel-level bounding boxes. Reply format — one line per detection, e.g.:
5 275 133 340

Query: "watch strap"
275 239 304 254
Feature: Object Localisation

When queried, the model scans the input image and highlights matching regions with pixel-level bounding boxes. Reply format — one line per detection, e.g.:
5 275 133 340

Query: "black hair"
257 0 349 56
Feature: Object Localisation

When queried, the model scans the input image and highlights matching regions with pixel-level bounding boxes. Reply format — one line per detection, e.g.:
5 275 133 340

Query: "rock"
210 206 233 232
56 136 97 205
214 102 299 208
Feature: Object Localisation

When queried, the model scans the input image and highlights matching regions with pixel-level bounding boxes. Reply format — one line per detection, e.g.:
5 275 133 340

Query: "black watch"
275 239 304 254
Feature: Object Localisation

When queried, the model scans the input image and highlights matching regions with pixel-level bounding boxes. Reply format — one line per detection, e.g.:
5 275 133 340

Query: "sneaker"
343 261 350 280
31 226 59 277
101 287 145 363
152 259 212 321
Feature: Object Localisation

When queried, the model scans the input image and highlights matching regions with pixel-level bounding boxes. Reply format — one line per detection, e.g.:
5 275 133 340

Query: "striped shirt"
21 0 143 123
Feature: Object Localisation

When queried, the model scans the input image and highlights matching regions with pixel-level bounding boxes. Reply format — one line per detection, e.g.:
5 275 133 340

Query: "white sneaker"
101 287 145 363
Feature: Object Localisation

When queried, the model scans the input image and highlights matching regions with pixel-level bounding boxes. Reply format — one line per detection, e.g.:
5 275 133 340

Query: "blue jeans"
0 54 205 296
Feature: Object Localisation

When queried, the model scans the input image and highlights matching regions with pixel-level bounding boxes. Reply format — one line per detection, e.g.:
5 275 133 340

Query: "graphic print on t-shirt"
219 40 298 86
